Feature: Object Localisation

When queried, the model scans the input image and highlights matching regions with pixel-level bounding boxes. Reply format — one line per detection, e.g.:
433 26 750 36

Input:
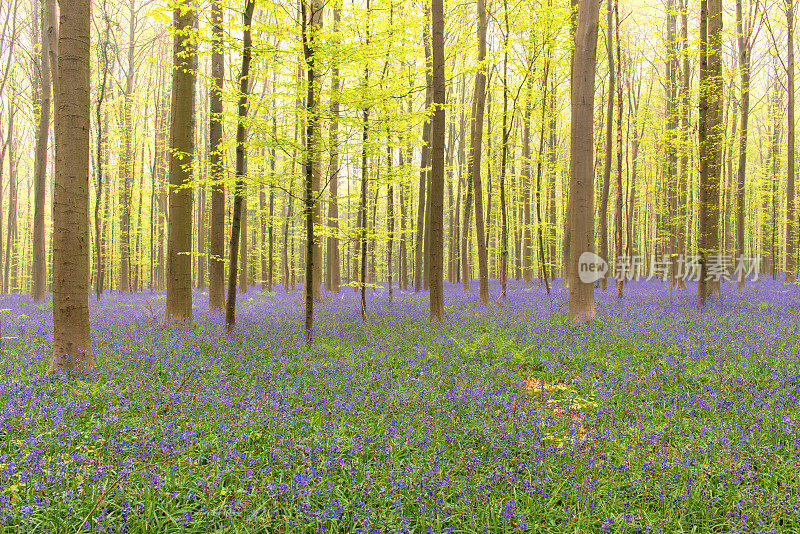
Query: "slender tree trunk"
522 78 533 284
469 0 489 304
666 0 678 294
548 81 557 281
598 1 614 290
225 0 254 328
50 0 93 372
239 184 248 292
5 100 17 293
676 0 689 289
387 132 395 302
414 24 432 292
735 0 753 288
299 0 322 337
613 0 623 298
208 0 225 310
568 0 600 322
164 2 196 322
32 0 51 302
268 99 276 292
787 0 796 283
399 144 409 290
327 4 341 294
500 0 510 297
429 0 445 320
535 31 552 295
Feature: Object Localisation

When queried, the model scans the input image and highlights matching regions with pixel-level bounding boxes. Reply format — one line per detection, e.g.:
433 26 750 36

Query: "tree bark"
598 1 613 291
568 0 600 322
50 0 93 372
164 2 196 322
787 0 796 283
429 0 445 320
735 0 754 288
469 0 489 304
613 0 623 298
414 19 432 292
208 0 225 311
698 0 722 306
225 0 254 328
32 0 51 302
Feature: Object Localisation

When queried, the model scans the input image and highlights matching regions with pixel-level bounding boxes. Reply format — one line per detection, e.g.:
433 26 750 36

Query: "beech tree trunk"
327 3 341 294
735 0 755 288
567 0 600 322
50 0 93 372
239 185 248 292
414 18 432 292
598 1 613 291
787 0 796 283
164 2 196 322
208 0 225 311
32 0 51 302
429 0 445 320
698 0 722 306
469 0 489 304
613 0 623 298
225 0 254 328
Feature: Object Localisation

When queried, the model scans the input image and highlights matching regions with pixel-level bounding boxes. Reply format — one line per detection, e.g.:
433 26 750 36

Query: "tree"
164 1 196 323
429 0 445 321
613 0 623 298
468 0 489 304
300 0 322 337
50 0 93 372
698 0 722 306
208 0 225 311
32 0 54 303
568 0 600 322
735 0 761 288
327 1 342 294
225 0 254 329
787 0 796 283
598 0 613 291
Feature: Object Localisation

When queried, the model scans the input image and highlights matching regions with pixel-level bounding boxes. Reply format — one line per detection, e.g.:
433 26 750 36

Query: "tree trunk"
735 0 753 288
522 78 533 283
225 0 254 328
676 0 689 289
50 0 93 372
208 0 225 311
500 0 510 297
598 0 613 291
469 0 489 304
666 0 678 293
429 0 445 320
787 0 796 283
299 0 321 337
568 0 600 322
32 0 51 302
164 2 196 322
327 4 341 294
613 0 623 298
5 99 17 293
414 25 432 292
698 0 722 306
239 184 248 292
387 133 395 302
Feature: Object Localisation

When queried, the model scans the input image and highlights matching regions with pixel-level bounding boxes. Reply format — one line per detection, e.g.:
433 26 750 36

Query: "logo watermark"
577 253 761 283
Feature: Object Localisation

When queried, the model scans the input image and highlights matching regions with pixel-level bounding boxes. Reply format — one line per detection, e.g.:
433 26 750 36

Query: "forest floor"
1 279 799 533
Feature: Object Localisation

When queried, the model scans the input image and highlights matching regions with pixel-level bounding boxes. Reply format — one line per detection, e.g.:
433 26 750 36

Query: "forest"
0 0 799 531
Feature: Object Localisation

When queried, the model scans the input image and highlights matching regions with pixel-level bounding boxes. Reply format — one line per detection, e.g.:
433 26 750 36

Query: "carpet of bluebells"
1 279 800 533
